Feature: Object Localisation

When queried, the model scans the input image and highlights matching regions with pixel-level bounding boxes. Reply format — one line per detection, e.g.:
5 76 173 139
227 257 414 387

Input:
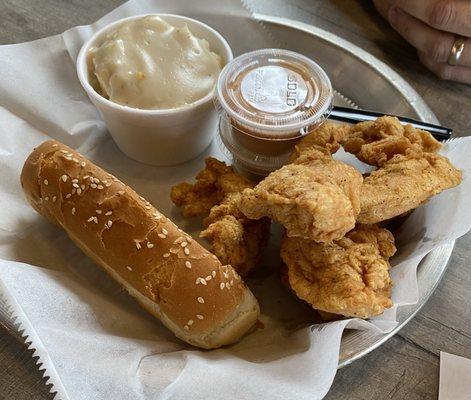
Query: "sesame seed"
185 261 191 269
61 175 67 182
83 175 89 180
81 184 85 190
43 179 48 185
196 315 204 320
44 196 49 201
72 183 79 188
184 325 189 331
174 237 184 244
72 158 79 163
118 190 125 195
52 196 57 203
162 228 168 235
65 193 71 199
206 275 212 281
71 207 76 215
135 241 141 250
90 183 97 189
147 242 154 248
60 150 68 154
163 253 170 258
139 196 145 201
196 278 207 286
220 283 225 290
225 282 230 289
87 216 95 222
181 241 188 247
197 297 204 303
170 247 179 254
81 162 86 167
96 210 102 214
212 255 218 260
230 279 234 286
105 182 112 187
52 144 58 147
158 233 166 239
105 211 112 216
107 220 113 228
72 179 78 183
77 188 82 195
184 248 190 255
126 266 133 271
212 271 216 278
187 319 194 326
97 185 104 190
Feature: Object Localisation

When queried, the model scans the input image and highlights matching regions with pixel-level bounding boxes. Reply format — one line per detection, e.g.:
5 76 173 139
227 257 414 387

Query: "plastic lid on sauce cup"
214 48 333 176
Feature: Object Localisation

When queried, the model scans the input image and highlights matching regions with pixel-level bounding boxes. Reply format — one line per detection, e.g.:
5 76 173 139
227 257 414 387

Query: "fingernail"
388 6 399 25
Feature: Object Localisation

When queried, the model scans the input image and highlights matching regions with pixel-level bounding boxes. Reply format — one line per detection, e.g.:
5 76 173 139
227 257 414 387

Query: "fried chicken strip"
339 116 462 224
171 158 270 275
171 158 250 217
239 122 363 242
359 151 462 224
341 115 442 167
201 192 270 276
281 224 396 319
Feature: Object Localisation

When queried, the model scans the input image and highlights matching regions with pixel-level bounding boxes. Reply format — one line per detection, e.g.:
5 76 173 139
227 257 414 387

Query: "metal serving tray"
255 13 454 367
0 12 454 375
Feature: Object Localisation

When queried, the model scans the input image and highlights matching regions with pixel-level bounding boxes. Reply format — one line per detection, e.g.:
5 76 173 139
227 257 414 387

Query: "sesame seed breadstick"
20 140 259 349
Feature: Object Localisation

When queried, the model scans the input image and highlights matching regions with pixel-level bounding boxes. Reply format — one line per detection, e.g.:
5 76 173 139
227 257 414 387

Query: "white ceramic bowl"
77 14 233 166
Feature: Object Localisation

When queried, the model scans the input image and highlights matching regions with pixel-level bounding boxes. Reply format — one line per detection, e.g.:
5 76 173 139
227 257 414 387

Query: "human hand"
373 0 471 84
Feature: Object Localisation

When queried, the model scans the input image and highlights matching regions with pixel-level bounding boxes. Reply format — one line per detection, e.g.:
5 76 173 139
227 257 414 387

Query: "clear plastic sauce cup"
215 48 333 177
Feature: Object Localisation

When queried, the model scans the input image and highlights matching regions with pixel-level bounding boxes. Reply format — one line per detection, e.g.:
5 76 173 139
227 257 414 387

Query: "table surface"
1 0 470 399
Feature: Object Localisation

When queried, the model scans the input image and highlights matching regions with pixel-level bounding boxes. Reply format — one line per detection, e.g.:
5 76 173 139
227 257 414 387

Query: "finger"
394 0 471 37
418 51 471 84
389 6 471 66
373 0 395 19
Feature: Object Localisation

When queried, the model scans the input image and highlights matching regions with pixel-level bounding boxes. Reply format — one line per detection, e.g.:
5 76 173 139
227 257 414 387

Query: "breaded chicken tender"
171 158 270 275
289 121 349 161
170 158 252 217
281 224 396 318
340 116 461 224
342 116 442 167
359 151 462 224
201 192 270 276
239 123 363 242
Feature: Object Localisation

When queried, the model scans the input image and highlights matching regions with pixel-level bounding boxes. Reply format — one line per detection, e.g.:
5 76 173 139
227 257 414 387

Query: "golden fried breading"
239 150 363 242
201 193 270 276
289 121 349 161
359 151 462 224
342 116 442 167
170 158 253 217
281 225 396 318
171 158 269 275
